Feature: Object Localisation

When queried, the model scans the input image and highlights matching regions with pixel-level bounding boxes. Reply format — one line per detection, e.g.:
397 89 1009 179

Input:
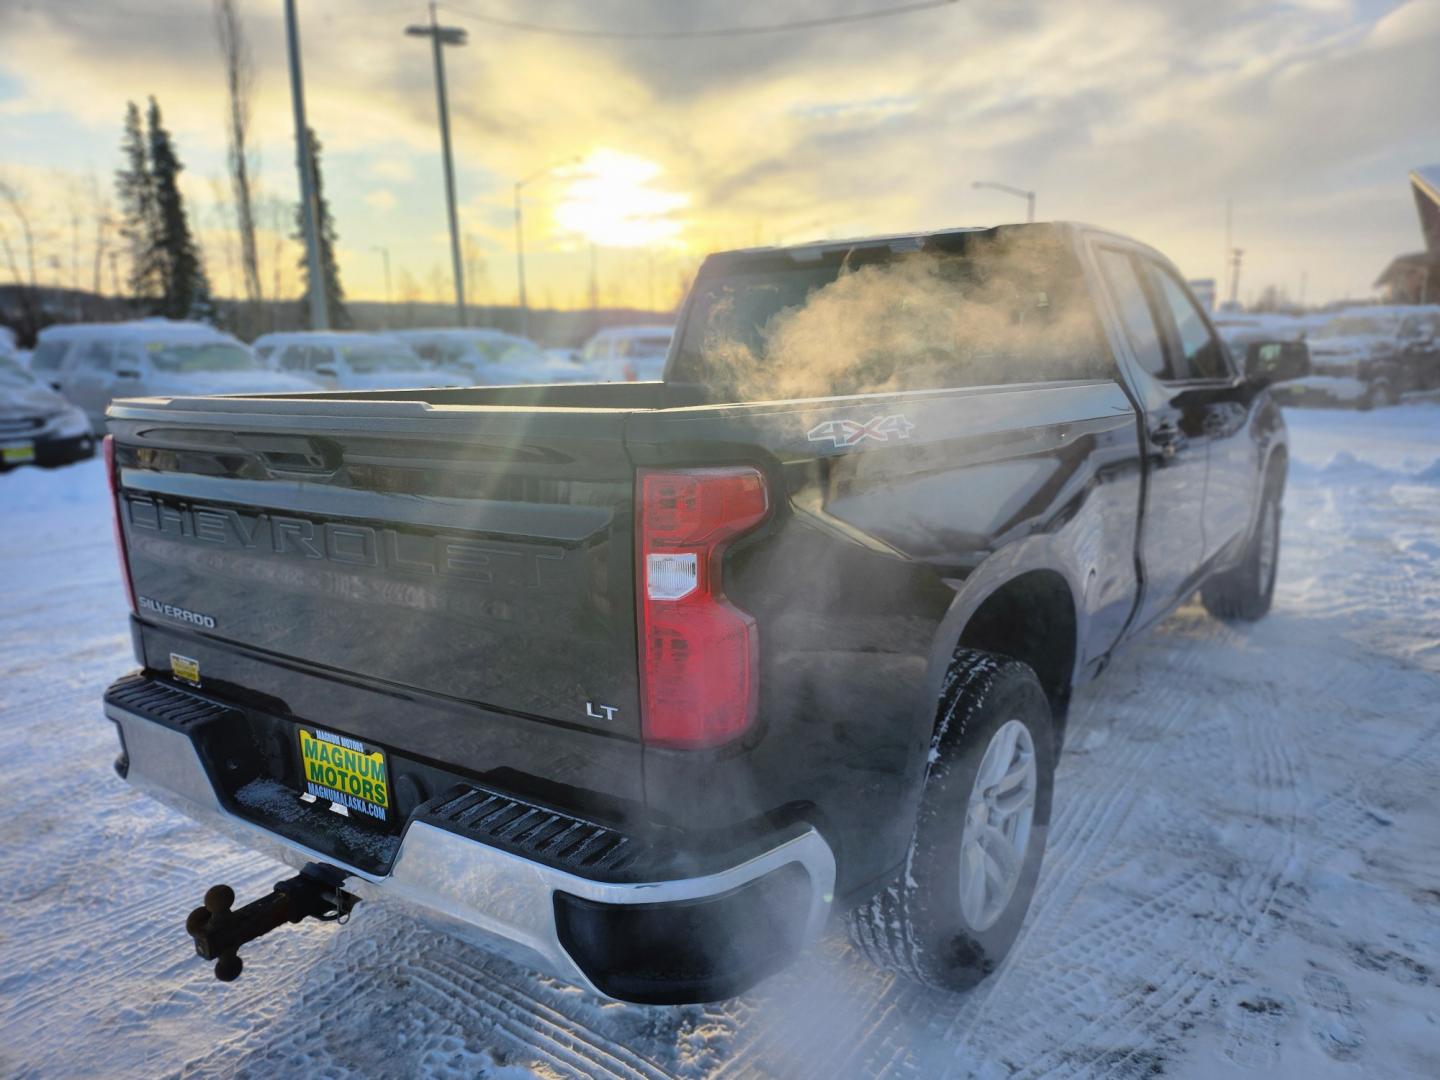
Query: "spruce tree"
115 101 161 306
145 97 211 319
294 127 350 328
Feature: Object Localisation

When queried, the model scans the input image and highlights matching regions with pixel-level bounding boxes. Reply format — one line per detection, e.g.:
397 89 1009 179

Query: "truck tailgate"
110 398 640 741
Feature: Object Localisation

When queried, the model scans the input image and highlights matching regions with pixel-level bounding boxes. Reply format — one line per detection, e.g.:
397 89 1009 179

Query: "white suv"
37 320 314 432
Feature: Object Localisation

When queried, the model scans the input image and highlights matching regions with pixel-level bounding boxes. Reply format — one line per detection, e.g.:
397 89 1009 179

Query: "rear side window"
279 345 311 372
77 341 113 372
30 340 70 373
1149 268 1229 380
1097 249 1167 379
673 227 1111 400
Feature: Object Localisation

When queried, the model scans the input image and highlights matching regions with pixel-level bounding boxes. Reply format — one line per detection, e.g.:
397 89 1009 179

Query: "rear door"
1094 246 1210 629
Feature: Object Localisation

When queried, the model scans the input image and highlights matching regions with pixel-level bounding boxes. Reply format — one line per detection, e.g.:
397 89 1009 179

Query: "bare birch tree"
214 0 261 322
0 179 44 338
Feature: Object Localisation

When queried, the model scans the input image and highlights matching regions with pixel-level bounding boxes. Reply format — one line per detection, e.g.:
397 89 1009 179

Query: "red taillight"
104 435 137 612
637 467 769 749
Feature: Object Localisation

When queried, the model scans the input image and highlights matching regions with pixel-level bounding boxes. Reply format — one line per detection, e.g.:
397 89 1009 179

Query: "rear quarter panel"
626 380 1142 895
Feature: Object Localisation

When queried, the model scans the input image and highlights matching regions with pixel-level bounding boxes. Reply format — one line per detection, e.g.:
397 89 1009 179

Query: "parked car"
1212 313 1308 352
251 332 468 391
580 324 673 381
102 223 1305 1003
34 320 315 432
0 353 95 469
393 329 587 384
1278 306 1440 409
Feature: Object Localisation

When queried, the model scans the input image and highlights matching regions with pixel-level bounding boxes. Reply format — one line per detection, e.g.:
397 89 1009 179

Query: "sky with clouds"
1 0 1437 310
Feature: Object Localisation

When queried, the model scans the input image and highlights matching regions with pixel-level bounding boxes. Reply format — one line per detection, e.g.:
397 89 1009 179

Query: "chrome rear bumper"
106 695 836 1001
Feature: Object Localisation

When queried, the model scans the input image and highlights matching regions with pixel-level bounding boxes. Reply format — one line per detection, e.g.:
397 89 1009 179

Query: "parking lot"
2 404 1438 1079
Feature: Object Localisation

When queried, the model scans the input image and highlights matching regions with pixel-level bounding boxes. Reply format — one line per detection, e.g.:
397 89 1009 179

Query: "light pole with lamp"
514 157 579 340
283 0 327 330
406 5 468 327
971 180 1036 223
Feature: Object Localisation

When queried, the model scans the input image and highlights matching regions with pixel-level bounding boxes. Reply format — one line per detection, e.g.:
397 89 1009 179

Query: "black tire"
1201 487 1281 621
849 650 1055 991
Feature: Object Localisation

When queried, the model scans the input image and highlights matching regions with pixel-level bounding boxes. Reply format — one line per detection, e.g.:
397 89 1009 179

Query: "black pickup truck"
102 223 1306 1003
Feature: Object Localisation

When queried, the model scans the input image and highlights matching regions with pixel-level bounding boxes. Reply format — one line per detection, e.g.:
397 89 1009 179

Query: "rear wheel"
1201 490 1280 621
849 651 1055 991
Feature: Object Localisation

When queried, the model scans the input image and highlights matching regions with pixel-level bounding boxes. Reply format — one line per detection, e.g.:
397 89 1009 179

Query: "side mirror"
314 365 338 378
114 367 141 380
1245 340 1309 385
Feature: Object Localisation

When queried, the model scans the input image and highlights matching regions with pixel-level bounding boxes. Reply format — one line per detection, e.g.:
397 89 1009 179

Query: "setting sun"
552 149 689 249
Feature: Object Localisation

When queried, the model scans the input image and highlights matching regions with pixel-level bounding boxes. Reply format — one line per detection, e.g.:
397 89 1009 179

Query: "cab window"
1097 249 1167 379
1149 268 1230 380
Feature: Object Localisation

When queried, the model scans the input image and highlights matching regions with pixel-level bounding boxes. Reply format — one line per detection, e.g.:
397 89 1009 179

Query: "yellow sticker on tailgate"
169 653 200 685
298 727 389 822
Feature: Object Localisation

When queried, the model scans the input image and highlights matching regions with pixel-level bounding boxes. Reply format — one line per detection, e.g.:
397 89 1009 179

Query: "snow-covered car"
0 353 95 470
1278 307 1439 409
251 332 468 392
37 320 315 433
1212 313 1309 354
579 324 673 381
393 329 588 384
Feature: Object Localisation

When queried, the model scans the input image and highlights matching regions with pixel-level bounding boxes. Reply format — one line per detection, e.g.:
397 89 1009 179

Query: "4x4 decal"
806 414 915 448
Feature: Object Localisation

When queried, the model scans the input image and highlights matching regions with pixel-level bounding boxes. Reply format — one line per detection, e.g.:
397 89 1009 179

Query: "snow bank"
1 402 1438 1078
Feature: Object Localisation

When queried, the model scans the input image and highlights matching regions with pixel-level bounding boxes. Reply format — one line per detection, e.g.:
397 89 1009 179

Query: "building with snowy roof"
1375 166 1440 304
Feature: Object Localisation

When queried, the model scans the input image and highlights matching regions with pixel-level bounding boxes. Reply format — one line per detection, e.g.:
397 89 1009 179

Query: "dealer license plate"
296 726 391 825
2 443 35 464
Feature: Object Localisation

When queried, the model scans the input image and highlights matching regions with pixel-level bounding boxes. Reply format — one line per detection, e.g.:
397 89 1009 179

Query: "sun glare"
553 149 689 248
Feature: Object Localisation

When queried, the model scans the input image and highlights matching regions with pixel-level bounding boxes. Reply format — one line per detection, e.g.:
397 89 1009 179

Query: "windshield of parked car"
29 340 69 373
147 342 258 373
0 356 39 387
672 228 1110 400
1314 317 1387 338
342 345 424 373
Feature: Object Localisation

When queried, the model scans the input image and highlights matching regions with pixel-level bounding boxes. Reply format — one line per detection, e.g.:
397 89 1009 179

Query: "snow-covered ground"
2 404 1438 1079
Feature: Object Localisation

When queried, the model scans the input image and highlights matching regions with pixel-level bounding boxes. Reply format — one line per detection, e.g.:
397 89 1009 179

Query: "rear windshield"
148 342 257 373
342 346 423 373
672 228 1111 400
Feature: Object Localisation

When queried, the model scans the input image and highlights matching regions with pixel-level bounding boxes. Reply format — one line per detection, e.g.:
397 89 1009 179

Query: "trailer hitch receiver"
185 869 357 982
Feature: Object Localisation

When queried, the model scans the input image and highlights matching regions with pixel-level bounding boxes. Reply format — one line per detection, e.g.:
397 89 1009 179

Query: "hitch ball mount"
185 868 358 982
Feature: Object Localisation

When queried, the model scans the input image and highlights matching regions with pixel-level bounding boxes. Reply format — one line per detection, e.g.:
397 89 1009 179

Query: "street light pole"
972 180 1036 223
513 157 579 340
283 0 328 330
407 4 468 327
